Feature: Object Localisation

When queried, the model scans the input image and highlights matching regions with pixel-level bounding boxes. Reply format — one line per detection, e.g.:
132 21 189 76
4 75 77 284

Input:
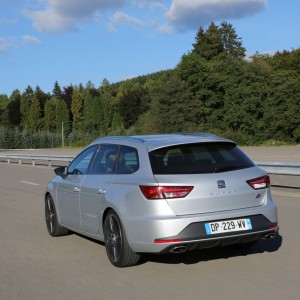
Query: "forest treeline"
1 22 300 148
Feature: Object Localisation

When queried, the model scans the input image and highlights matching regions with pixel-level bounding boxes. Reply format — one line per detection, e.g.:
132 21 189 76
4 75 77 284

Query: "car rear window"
149 142 255 174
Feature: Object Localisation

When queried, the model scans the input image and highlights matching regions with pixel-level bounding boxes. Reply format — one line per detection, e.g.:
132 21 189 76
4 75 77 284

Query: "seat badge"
217 180 226 189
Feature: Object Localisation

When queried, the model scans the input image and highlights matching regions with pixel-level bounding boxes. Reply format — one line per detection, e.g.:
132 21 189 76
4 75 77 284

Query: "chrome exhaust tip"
261 233 276 240
169 245 188 254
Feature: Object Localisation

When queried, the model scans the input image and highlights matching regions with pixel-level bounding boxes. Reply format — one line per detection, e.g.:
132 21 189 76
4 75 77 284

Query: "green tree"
96 79 116 133
62 85 73 111
270 48 300 73
28 94 41 132
0 94 9 125
44 97 57 132
220 22 246 59
149 71 198 132
7 89 21 126
192 22 245 61
34 85 49 118
193 22 223 60
117 81 146 129
71 87 83 131
56 98 71 135
20 86 33 130
52 81 62 98
263 70 300 142
81 88 95 133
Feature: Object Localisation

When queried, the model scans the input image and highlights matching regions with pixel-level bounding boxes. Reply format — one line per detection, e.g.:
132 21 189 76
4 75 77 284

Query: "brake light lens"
247 175 270 190
140 186 194 199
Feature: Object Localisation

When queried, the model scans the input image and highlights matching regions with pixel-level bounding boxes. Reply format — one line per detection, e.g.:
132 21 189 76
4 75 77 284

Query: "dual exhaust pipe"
169 232 276 253
169 245 188 254
261 233 276 240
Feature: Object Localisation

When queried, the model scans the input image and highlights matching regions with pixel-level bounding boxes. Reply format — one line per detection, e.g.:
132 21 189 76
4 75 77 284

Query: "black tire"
45 194 69 237
104 210 141 267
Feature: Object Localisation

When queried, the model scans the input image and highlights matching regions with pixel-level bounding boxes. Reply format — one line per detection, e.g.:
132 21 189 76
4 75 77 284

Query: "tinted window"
117 146 139 174
68 145 98 175
149 143 254 174
90 145 119 175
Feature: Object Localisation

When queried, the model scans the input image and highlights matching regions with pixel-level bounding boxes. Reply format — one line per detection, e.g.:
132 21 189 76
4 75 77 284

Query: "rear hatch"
149 142 268 216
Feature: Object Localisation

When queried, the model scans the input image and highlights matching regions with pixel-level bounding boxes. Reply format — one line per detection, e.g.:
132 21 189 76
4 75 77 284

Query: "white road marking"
20 181 39 186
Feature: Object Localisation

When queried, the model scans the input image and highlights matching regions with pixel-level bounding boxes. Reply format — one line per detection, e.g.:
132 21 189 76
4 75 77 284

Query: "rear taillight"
247 175 270 190
140 186 194 200
154 238 183 244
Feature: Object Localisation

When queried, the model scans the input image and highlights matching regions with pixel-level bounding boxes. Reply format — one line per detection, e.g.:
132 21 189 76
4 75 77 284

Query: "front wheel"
104 210 141 267
45 194 69 237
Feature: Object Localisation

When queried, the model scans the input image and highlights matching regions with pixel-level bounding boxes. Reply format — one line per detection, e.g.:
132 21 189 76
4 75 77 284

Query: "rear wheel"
104 210 141 267
45 194 69 237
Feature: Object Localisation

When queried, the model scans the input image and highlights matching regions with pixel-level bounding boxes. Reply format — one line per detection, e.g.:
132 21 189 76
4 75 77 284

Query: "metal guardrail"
255 161 300 176
0 154 74 167
0 154 300 175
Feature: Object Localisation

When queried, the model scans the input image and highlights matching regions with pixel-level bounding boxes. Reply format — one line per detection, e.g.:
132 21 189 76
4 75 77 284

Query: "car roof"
91 132 234 151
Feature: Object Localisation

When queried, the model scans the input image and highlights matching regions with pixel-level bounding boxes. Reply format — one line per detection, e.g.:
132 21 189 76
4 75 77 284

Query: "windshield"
149 142 255 174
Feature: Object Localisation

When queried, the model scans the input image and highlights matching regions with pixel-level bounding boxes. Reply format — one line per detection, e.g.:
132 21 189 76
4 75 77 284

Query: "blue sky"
1 0 299 96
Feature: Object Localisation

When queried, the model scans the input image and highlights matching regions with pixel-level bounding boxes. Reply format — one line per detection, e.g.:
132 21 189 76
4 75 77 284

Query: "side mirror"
54 166 67 177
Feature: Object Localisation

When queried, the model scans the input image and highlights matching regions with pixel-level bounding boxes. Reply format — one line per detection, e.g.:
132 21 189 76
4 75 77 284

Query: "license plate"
205 218 252 235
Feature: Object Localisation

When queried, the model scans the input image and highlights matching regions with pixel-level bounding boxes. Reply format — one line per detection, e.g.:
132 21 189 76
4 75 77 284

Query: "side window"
117 146 139 174
67 145 98 175
90 145 119 175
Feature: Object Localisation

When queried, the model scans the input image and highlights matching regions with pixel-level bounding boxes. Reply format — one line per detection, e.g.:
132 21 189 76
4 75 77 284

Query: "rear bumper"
160 226 279 254
125 201 278 253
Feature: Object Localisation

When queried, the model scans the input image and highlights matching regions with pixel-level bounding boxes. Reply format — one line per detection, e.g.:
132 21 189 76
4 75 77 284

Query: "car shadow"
140 234 283 266
72 232 282 266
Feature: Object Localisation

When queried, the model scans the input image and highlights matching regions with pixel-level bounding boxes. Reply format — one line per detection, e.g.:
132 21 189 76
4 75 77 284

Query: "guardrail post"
19 159 21 165
48 160 51 168
32 160 35 167
7 158 10 164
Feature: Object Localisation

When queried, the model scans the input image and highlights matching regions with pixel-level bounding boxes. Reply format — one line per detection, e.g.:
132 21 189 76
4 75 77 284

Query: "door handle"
98 189 106 194
74 187 80 192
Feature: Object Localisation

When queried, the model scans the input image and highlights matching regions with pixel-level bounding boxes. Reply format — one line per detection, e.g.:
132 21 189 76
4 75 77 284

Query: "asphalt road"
0 163 300 300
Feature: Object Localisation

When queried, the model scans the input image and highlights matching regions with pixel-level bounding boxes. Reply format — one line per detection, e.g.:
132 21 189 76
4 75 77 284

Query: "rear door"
80 144 119 234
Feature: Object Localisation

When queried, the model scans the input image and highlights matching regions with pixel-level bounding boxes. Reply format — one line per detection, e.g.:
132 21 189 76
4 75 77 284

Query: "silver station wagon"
45 133 278 267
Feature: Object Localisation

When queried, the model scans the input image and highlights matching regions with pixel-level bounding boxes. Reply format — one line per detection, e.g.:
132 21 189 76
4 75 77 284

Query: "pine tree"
7 90 21 126
71 87 83 132
56 98 70 135
20 86 33 130
192 22 223 60
220 22 246 59
44 98 57 132
52 81 62 98
28 94 41 132
192 22 245 60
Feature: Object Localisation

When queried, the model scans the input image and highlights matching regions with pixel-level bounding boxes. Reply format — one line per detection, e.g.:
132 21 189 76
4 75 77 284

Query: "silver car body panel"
45 133 278 254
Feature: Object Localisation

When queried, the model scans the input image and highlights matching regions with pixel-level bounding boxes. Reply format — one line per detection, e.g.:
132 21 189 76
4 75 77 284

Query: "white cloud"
109 11 145 32
156 23 174 35
135 0 167 11
0 35 41 53
0 37 17 53
20 0 268 36
22 35 41 44
23 0 127 34
166 0 267 31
